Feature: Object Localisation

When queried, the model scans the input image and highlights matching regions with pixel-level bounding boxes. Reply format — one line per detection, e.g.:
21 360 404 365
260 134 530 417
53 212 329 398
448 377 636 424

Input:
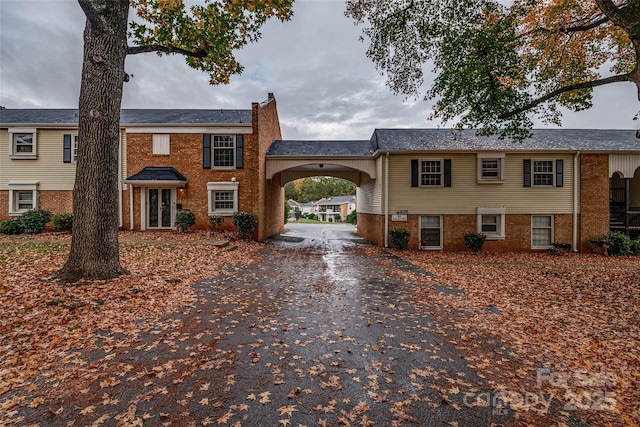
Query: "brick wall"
579 154 610 250
0 191 8 221
357 213 385 246
360 213 575 251
125 132 255 231
257 93 285 240
39 191 73 216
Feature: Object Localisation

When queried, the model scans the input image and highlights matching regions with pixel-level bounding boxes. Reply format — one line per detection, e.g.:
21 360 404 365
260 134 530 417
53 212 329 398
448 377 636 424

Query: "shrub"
548 242 572 255
632 239 640 256
346 210 357 225
589 231 634 256
284 203 290 224
389 228 410 250
18 209 52 234
0 218 22 235
209 215 225 231
175 210 196 232
232 211 257 239
463 232 487 253
305 213 317 221
52 213 73 232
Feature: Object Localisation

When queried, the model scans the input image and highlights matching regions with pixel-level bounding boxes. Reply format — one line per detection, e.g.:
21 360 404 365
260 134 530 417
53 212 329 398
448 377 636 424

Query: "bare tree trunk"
58 0 129 282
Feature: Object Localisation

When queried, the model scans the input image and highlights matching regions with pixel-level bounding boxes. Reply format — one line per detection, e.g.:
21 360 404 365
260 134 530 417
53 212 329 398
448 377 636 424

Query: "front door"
148 188 173 229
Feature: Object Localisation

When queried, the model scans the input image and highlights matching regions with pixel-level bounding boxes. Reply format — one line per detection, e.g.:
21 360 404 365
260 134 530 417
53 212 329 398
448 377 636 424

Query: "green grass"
295 219 349 225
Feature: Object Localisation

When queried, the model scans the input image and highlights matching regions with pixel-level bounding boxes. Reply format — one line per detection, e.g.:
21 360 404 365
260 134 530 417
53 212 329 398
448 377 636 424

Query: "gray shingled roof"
0 109 252 125
125 167 187 182
267 140 372 156
317 195 355 206
371 129 640 152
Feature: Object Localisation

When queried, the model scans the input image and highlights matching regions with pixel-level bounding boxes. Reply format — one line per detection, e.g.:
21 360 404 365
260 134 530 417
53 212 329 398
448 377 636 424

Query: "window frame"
477 153 505 183
532 159 555 187
8 128 37 159
531 215 554 249
419 158 443 188
8 182 38 215
477 207 506 240
419 215 443 250
152 134 170 156
207 182 239 216
212 135 236 169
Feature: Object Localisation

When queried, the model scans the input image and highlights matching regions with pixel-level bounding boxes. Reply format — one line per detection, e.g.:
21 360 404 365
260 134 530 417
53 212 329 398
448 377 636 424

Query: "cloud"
1 0 638 140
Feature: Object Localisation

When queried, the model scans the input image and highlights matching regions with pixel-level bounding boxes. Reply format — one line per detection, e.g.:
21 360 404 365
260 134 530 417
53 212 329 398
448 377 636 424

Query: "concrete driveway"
17 223 515 426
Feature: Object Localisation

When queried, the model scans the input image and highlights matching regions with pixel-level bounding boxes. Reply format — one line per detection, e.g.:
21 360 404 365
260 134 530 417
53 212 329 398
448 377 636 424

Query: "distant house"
297 199 325 217
317 195 356 222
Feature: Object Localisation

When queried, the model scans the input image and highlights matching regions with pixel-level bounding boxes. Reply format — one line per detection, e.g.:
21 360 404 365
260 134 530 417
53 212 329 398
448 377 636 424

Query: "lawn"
377 248 640 426
0 231 263 407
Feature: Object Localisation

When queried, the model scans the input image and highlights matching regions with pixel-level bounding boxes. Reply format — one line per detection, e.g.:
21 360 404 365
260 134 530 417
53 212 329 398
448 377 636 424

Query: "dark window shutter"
203 134 211 169
444 159 452 187
523 159 531 187
556 159 564 187
411 159 419 187
235 134 244 169
63 134 72 163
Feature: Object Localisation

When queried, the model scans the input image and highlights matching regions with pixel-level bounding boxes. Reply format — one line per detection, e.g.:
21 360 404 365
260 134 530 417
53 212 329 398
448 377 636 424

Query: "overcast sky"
1 0 638 140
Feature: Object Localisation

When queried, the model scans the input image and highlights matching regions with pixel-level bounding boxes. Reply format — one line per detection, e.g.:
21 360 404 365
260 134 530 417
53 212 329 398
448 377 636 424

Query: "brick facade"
362 213 575 252
579 154 610 250
124 94 283 240
39 191 73 216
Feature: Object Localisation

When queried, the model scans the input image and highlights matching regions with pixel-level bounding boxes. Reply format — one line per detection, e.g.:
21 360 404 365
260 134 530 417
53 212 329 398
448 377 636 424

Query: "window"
477 153 504 183
477 207 505 240
8 182 38 215
9 128 37 158
420 216 442 249
533 160 554 186
213 191 234 210
207 182 238 215
213 135 235 168
152 134 170 155
532 215 553 248
420 159 442 187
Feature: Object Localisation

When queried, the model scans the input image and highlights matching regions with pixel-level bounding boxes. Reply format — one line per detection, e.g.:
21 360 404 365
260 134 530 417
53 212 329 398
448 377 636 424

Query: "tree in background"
57 0 293 282
346 0 639 140
285 177 356 203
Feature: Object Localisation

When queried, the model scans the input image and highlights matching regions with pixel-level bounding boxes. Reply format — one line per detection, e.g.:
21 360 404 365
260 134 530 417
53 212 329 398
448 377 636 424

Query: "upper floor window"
213 135 236 168
477 153 504 183
411 159 451 188
524 159 564 188
64 134 79 163
203 134 244 170
533 160 554 186
421 159 442 187
152 134 170 155
9 128 37 159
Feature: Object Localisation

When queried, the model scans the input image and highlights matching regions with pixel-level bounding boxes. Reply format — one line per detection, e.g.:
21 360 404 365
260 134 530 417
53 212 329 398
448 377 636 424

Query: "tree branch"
518 14 610 39
77 0 106 30
500 73 633 119
127 45 208 58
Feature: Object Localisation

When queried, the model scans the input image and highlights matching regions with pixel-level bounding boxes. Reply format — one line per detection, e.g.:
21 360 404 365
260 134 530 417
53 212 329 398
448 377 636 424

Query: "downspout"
384 151 389 247
573 151 579 252
118 130 124 229
129 184 134 230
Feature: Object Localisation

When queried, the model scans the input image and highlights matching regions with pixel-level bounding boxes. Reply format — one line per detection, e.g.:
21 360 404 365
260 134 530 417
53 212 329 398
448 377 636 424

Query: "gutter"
118 132 123 229
573 152 580 252
384 151 389 247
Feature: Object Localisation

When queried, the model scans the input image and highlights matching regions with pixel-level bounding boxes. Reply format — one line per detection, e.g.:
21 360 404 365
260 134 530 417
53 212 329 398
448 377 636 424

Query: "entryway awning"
124 166 187 187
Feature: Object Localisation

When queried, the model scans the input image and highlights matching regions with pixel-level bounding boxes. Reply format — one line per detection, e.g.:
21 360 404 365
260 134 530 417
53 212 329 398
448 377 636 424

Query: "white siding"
357 157 383 214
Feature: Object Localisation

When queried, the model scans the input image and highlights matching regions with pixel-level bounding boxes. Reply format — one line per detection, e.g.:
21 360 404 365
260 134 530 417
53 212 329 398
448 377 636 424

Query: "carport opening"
284 176 357 224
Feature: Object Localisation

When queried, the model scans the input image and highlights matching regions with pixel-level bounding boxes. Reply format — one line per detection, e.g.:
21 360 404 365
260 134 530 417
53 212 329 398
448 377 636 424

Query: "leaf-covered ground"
382 249 640 426
0 230 638 426
0 231 262 411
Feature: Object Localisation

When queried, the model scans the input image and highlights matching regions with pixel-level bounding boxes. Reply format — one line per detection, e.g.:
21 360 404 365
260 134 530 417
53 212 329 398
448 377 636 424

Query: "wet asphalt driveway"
18 223 514 426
